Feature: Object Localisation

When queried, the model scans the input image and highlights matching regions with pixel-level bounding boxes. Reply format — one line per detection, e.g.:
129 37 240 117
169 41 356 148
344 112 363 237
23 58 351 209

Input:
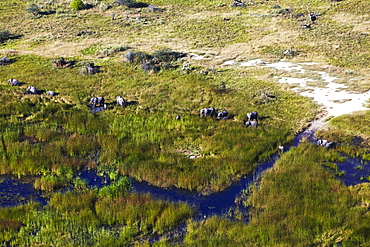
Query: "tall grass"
0 186 194 246
0 54 317 193
316 111 370 160
183 142 370 246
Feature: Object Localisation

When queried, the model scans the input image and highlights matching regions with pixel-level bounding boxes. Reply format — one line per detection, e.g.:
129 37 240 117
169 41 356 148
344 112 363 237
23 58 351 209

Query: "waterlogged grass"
183 142 370 246
1 0 369 244
316 111 370 160
0 54 317 193
0 185 194 246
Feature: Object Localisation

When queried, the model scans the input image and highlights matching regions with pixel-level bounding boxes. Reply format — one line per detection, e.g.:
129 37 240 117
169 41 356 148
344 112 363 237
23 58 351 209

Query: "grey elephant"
27 86 37 94
46 91 55 96
90 96 105 106
317 139 328 146
245 120 258 128
247 111 258 121
200 107 217 117
217 110 229 120
8 79 19 86
116 96 125 107
325 142 336 150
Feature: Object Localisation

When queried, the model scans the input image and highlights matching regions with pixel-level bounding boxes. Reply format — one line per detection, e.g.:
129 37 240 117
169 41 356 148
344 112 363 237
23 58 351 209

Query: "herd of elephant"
199 107 337 151
8 78 126 108
316 139 336 150
8 78 336 151
89 96 125 109
8 78 55 96
199 107 258 128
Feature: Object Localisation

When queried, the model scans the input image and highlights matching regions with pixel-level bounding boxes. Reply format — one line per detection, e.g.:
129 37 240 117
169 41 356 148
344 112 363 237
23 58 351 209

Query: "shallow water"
0 176 46 207
337 156 370 186
0 122 368 220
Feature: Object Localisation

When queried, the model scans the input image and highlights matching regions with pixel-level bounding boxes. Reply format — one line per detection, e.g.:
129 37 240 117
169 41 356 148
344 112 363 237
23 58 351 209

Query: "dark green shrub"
98 176 132 198
26 4 41 16
0 30 10 43
70 0 84 10
114 0 148 8
152 48 186 62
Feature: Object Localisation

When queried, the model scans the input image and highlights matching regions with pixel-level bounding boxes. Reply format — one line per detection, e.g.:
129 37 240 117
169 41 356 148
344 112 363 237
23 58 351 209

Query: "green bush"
98 176 132 198
70 0 84 10
0 30 10 43
26 4 41 16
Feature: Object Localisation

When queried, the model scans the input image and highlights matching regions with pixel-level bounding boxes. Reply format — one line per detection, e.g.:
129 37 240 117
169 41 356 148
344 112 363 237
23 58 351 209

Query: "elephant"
90 96 105 106
116 96 125 107
0 57 9 66
200 107 217 118
27 86 37 94
325 142 336 150
317 139 328 146
8 79 19 86
317 139 336 150
217 110 229 120
247 111 258 121
46 91 55 96
245 120 258 128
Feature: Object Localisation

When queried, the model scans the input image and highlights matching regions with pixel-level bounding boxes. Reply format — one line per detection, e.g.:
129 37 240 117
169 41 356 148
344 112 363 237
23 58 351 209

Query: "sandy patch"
222 58 370 118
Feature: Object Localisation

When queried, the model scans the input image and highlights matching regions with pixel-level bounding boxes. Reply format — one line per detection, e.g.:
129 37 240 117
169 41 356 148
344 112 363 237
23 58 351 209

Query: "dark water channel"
0 123 369 220
0 176 46 207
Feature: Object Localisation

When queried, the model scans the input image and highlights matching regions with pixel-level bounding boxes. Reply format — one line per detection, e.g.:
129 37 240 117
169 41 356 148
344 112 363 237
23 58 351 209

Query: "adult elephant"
8 79 19 86
27 86 37 94
116 96 125 107
247 111 258 121
46 91 55 96
90 96 105 106
217 110 229 120
317 139 328 146
200 107 217 118
325 141 336 150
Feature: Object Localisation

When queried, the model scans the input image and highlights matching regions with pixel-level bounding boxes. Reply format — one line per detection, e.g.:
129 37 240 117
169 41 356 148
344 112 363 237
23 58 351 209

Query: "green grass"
1 0 370 245
0 186 194 246
183 142 370 246
0 54 317 193
316 111 370 160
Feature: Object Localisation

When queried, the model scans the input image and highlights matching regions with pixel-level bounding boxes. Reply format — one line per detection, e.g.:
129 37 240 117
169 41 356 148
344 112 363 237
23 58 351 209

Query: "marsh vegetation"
0 0 370 245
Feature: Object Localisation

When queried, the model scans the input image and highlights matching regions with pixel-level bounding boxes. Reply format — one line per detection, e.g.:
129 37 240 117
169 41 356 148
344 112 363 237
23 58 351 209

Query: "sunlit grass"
183 142 370 246
0 186 194 246
316 111 370 160
0 54 317 193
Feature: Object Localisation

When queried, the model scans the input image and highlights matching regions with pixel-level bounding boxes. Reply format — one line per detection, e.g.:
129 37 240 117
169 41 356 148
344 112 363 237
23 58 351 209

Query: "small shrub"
0 30 10 43
152 48 186 62
98 176 132 198
97 44 129 56
124 50 134 62
114 0 148 8
34 174 69 191
26 4 41 16
70 0 84 10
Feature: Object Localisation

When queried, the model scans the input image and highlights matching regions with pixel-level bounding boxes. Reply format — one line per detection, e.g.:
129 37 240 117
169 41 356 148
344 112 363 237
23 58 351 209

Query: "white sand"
225 59 370 117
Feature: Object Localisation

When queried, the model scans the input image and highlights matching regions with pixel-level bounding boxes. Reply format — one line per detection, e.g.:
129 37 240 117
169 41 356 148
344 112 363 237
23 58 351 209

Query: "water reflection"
337 156 370 186
0 176 47 207
0 124 369 220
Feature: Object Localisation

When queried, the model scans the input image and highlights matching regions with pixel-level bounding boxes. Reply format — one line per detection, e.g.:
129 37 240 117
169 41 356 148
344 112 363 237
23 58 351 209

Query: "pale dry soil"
1 8 370 131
